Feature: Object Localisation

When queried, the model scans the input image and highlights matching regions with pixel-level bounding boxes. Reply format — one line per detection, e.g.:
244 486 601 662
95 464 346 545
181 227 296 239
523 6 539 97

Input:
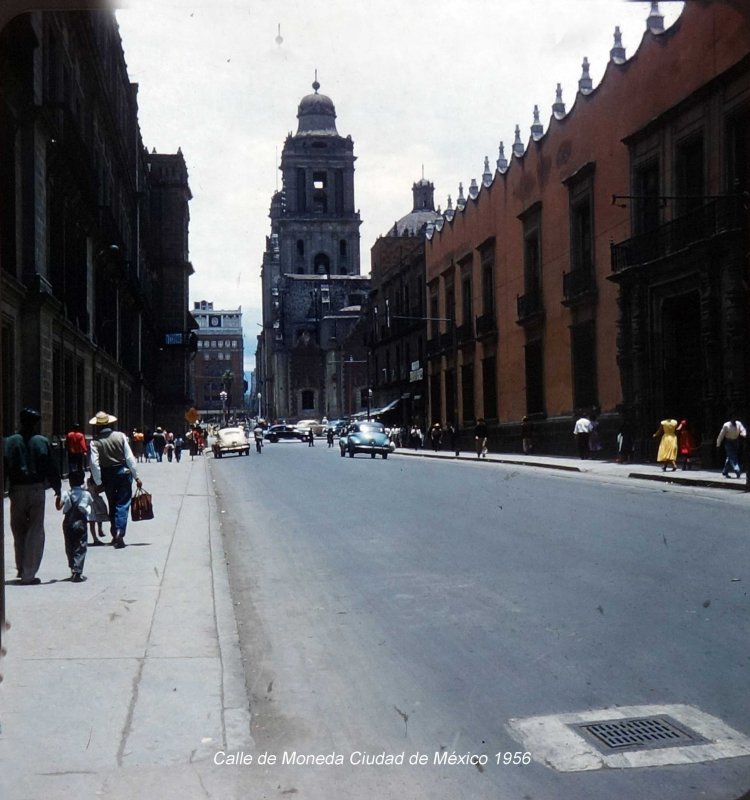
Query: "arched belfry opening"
314 252 330 275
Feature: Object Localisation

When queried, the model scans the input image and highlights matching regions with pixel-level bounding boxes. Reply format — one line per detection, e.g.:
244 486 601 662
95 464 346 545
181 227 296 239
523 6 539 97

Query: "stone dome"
389 178 441 236
296 79 338 136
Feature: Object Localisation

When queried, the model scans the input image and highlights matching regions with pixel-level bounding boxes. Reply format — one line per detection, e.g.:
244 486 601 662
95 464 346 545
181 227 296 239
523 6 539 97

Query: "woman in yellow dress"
653 417 678 471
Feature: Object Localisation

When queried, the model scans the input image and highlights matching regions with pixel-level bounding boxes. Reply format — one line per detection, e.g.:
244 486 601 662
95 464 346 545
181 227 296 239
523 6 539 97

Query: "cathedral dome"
389 178 441 236
296 78 338 136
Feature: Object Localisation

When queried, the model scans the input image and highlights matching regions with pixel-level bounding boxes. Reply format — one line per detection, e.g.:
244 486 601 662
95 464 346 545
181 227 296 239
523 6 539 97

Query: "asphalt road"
212 440 750 800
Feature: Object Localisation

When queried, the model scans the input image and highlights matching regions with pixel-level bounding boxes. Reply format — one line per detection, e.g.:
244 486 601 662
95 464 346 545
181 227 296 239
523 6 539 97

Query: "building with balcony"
425 1 749 458
0 9 195 440
258 79 368 422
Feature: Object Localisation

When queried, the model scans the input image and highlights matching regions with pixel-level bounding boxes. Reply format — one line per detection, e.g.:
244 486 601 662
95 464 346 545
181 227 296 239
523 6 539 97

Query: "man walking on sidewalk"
88 411 142 548
4 407 62 584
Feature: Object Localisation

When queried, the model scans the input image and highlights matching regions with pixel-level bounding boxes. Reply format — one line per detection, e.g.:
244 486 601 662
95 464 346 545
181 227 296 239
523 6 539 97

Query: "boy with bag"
55 470 95 582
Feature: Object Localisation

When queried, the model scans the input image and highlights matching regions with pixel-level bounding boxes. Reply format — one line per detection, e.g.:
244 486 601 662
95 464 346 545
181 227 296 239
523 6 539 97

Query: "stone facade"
0 9 194 441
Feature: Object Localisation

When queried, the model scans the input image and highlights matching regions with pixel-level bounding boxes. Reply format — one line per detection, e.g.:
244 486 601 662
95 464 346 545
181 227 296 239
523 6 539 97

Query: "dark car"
326 418 349 435
340 421 394 459
265 424 306 443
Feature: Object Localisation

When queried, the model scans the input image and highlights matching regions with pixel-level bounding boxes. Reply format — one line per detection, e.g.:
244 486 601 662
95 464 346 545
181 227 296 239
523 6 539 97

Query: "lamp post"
257 392 262 420
219 390 228 426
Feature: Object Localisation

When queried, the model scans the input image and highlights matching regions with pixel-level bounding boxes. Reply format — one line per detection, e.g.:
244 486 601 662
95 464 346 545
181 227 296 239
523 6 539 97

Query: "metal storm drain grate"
575 716 709 752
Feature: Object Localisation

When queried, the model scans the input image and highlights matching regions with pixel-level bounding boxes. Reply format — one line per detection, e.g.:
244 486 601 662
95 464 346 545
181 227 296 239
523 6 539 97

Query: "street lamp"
219 390 228 426
257 392 262 420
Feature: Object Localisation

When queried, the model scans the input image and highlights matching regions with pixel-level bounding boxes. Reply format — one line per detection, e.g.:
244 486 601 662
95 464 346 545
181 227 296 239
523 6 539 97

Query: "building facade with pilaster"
0 9 195 442
425 1 749 461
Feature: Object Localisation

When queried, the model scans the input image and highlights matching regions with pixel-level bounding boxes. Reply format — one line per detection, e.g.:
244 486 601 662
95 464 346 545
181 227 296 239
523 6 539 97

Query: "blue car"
340 421 394 459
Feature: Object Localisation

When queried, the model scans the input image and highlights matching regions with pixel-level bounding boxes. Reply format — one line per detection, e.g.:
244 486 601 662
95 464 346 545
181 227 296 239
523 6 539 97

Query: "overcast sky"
114 0 684 370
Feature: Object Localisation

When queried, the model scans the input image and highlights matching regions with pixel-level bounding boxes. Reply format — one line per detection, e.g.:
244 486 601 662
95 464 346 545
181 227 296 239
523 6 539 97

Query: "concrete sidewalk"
396 446 750 492
0 452 253 799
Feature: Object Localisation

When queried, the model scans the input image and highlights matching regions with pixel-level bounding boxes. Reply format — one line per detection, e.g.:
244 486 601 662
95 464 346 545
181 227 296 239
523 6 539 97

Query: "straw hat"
89 410 117 426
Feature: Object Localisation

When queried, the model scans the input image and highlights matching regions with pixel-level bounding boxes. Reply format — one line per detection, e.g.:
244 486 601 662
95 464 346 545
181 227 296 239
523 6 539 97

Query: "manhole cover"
576 716 708 752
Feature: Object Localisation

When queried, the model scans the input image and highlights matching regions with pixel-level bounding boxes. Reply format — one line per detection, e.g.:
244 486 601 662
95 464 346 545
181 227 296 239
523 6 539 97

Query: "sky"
114 0 684 371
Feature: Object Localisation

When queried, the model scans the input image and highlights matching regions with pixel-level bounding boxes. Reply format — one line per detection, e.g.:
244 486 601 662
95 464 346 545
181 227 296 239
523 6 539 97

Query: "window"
339 239 347 257
727 106 750 192
570 195 593 274
571 321 597 409
675 134 704 217
633 159 660 234
429 287 439 337
301 389 315 410
480 244 494 317
296 168 306 212
462 275 472 326
313 171 328 213
297 239 305 257
430 371 442 424
482 356 497 419
445 368 455 425
461 362 475 423
524 339 545 415
524 222 541 297
314 252 330 274
445 281 455 324
335 170 344 213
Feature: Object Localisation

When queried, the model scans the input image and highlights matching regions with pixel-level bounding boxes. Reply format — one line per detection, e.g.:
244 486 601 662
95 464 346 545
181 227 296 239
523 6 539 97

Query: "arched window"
314 253 330 274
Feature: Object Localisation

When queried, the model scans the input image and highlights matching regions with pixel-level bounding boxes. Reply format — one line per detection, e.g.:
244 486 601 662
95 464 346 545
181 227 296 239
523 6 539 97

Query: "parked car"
265 424 307 443
340 421 395 459
294 419 325 436
212 426 250 458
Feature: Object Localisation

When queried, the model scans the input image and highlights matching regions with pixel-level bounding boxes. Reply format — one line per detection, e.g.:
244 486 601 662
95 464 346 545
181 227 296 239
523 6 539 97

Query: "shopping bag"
131 486 154 521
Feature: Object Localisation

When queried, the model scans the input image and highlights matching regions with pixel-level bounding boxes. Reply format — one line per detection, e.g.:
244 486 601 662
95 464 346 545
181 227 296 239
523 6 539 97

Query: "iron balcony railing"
456 320 474 345
426 335 442 357
611 196 744 272
562 267 597 303
475 311 497 337
516 287 544 322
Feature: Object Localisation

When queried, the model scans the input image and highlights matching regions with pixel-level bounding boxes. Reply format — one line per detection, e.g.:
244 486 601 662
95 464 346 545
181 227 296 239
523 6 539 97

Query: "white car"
212 426 250 458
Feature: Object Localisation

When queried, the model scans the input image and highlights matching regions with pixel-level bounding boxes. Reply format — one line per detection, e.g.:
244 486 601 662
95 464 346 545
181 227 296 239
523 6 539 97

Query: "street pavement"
0 442 746 800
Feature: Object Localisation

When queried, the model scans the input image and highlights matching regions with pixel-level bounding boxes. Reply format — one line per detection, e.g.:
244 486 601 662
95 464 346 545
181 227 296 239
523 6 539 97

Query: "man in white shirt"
716 417 746 478
573 413 593 459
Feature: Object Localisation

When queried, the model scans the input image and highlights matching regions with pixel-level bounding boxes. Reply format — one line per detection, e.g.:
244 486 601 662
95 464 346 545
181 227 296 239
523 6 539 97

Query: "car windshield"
356 423 384 433
220 428 243 436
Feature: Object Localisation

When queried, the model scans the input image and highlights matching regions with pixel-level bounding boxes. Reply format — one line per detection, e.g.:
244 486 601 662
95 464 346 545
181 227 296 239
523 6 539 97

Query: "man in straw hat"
88 411 142 548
